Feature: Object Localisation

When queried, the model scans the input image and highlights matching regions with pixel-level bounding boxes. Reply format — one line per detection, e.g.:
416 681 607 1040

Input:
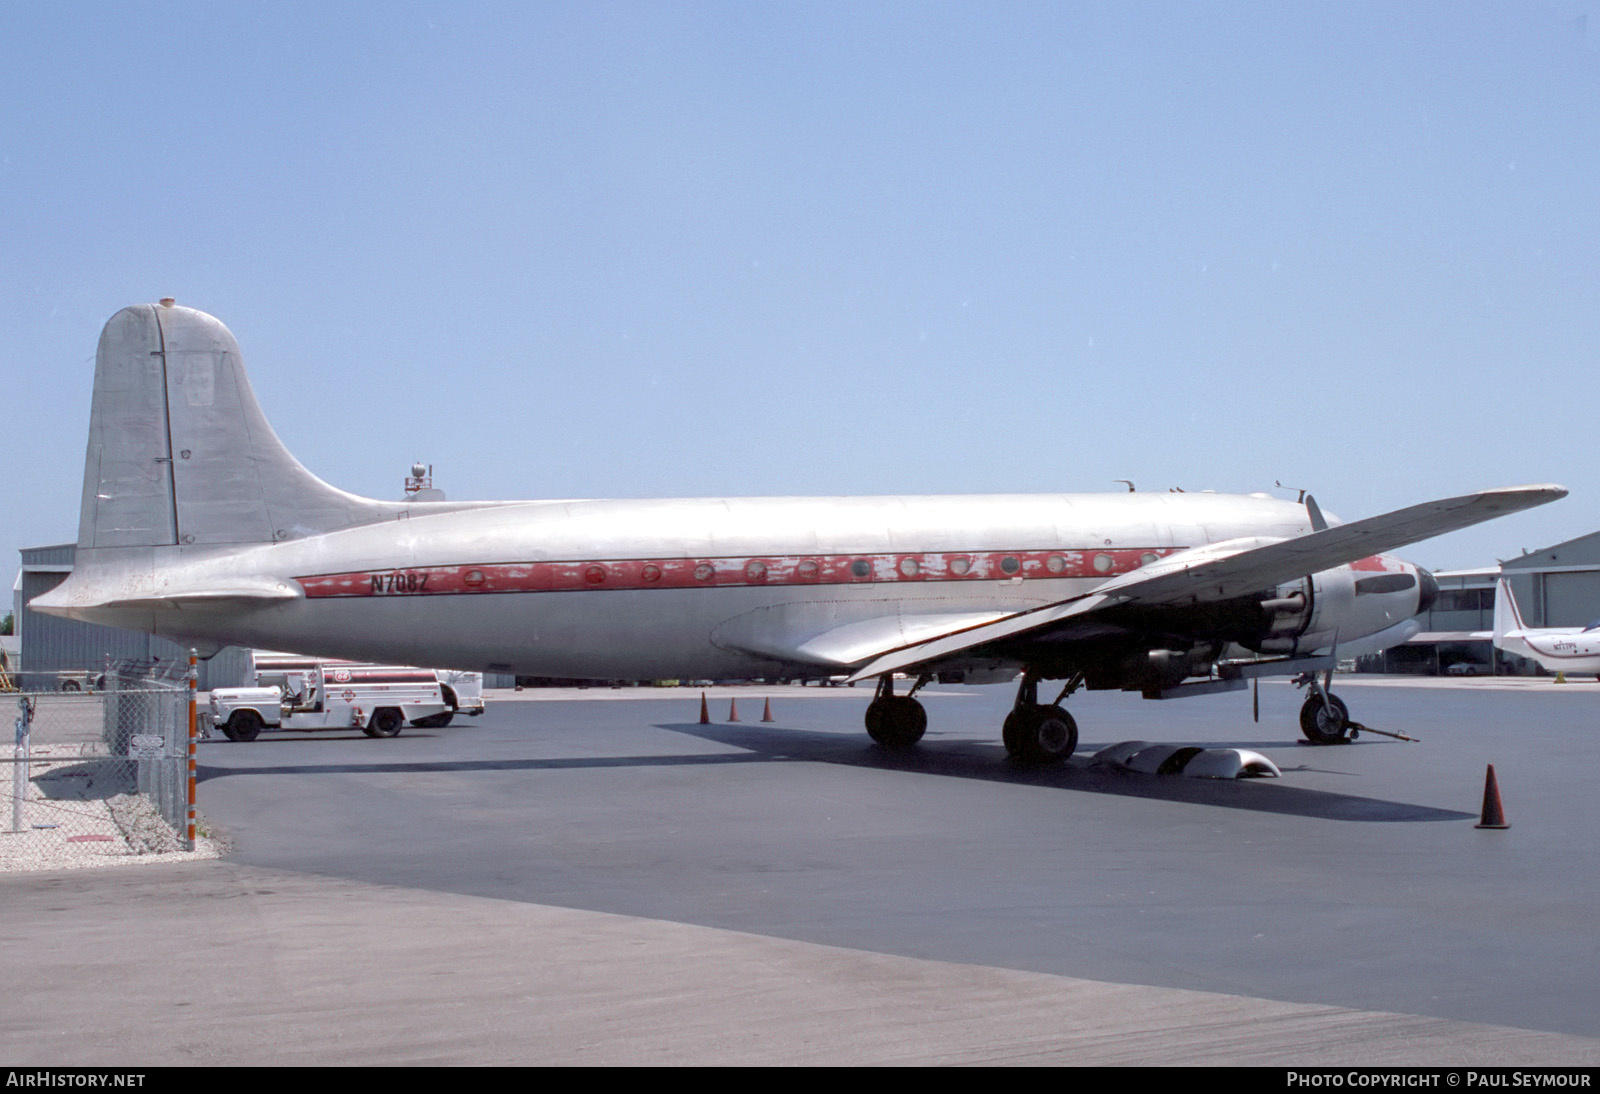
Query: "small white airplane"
1491 577 1600 678
33 302 1567 760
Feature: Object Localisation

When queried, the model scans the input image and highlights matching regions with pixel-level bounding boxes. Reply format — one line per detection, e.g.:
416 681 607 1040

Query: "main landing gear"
863 671 1082 763
1001 673 1079 765
864 674 928 748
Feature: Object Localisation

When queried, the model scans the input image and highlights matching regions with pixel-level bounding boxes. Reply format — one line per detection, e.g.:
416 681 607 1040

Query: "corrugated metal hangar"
1502 530 1600 627
1381 528 1600 675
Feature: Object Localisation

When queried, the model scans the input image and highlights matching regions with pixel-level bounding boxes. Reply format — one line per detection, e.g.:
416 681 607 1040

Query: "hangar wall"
1502 530 1600 629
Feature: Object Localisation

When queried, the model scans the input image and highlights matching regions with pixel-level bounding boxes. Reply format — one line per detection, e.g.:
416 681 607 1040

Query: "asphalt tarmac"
5 677 1599 1065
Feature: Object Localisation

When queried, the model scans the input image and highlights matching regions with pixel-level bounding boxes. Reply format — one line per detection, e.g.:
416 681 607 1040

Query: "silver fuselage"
49 490 1320 678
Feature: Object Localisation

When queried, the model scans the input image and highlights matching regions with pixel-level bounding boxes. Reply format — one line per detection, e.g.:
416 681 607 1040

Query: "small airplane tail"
75 301 396 555
1493 576 1532 655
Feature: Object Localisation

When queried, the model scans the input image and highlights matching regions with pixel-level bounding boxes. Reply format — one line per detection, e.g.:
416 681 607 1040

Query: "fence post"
187 650 197 852
10 695 31 833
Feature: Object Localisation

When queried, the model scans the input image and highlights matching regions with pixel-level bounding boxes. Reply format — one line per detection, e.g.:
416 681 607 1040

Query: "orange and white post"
187 650 197 851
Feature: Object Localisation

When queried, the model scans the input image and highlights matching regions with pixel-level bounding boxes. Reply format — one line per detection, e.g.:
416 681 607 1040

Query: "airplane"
32 301 1567 760
1490 577 1600 679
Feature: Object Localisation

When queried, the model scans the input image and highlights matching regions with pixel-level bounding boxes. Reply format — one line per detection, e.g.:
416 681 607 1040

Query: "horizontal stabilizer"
34 572 301 625
152 585 302 604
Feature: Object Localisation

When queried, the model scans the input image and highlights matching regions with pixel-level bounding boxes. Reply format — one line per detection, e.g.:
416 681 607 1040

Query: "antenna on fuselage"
1114 480 1136 492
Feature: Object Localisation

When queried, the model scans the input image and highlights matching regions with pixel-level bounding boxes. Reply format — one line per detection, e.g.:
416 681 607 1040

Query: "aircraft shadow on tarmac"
660 721 1473 823
194 721 1471 824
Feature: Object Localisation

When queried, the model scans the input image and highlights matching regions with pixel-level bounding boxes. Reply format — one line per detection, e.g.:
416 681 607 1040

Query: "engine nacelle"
1254 556 1435 655
1084 644 1223 694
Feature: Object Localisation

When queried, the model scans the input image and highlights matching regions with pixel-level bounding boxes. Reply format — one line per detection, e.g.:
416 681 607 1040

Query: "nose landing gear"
1292 669 1418 744
1294 669 1357 744
1298 691 1354 744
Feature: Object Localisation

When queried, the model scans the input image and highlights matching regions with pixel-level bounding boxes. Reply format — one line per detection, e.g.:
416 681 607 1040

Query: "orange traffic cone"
698 693 710 724
1476 764 1510 829
728 698 740 722
761 698 774 722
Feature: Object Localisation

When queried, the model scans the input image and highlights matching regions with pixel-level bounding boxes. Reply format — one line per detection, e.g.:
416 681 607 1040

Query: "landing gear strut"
864 674 928 748
1002 673 1079 764
1295 670 1356 744
1291 669 1420 744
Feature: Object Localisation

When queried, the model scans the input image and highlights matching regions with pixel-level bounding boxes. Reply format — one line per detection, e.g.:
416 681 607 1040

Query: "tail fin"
79 301 394 551
1493 576 1532 655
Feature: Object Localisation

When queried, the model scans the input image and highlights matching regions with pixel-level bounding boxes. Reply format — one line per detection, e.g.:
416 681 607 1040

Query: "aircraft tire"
224 710 263 743
865 696 927 748
1299 694 1351 744
1009 704 1077 764
1002 710 1022 758
367 708 405 738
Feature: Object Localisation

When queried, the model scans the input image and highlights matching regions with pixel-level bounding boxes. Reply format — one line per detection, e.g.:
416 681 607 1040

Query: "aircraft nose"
1415 565 1439 615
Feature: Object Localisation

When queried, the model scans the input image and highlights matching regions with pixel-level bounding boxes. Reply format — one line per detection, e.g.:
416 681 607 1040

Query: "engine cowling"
1254 555 1435 654
1085 543 1437 689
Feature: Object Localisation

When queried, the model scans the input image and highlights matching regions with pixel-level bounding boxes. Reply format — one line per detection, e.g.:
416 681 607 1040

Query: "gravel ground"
0 743 223 872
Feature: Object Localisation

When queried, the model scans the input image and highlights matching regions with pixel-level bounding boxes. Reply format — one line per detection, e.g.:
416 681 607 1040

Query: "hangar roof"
1502 530 1600 573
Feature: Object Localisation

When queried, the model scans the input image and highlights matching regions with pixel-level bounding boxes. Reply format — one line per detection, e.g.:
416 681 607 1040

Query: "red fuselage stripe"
296 548 1183 599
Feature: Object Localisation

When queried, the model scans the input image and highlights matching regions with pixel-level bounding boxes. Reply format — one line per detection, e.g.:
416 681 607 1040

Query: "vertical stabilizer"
78 302 395 552
1493 577 1531 656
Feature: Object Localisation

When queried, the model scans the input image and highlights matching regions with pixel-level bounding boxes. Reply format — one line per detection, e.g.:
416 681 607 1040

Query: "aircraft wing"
845 483 1566 681
1080 483 1565 607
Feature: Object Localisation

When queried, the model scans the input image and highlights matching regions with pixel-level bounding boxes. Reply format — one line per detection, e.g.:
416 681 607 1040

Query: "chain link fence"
5 660 197 868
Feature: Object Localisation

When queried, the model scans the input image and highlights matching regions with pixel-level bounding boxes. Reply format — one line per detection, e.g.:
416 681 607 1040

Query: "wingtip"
1482 483 1568 505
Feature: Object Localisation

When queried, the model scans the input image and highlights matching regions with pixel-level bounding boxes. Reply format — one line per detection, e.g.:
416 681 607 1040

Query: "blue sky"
5 1 1598 602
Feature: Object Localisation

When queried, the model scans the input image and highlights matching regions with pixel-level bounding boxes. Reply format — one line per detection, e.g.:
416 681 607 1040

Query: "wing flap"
845 595 1116 681
711 602 1016 668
